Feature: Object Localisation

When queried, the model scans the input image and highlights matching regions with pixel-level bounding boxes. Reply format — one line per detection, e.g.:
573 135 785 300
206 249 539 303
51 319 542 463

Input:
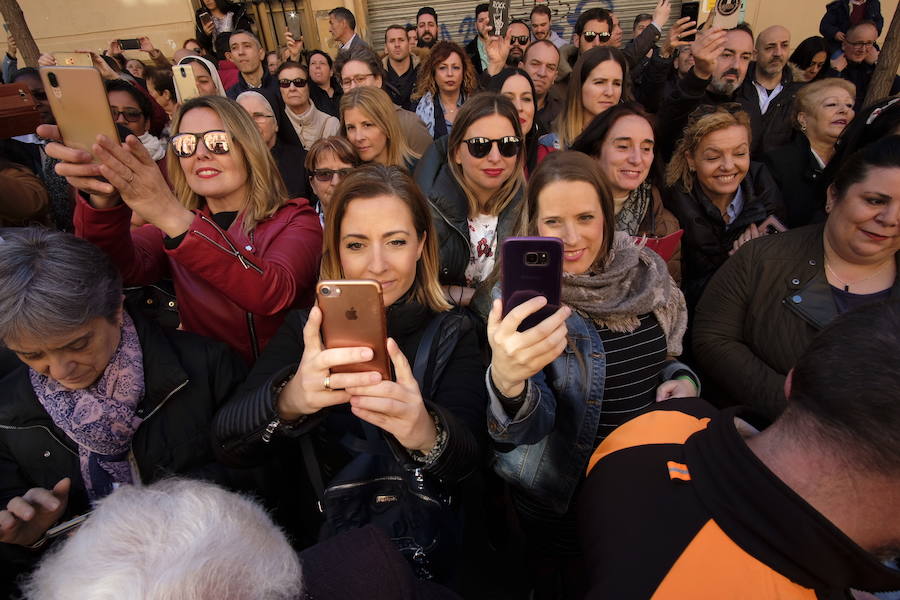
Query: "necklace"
824 259 893 292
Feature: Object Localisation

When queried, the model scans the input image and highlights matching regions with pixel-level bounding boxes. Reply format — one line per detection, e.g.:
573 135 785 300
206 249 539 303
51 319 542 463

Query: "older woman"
0 229 247 591
572 102 682 281
304 136 361 224
42 95 322 364
693 135 900 417
663 104 784 311
413 41 478 139
277 61 340 150
486 150 692 598
213 164 487 581
414 92 525 318
308 49 342 118
340 86 419 171
763 78 855 228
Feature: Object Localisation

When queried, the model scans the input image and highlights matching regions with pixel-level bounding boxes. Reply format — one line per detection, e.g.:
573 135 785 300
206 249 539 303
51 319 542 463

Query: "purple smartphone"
501 237 564 332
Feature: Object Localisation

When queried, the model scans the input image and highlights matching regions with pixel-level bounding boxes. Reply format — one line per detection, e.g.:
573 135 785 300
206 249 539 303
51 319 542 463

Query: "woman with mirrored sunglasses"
276 61 341 150
304 136 361 226
414 92 525 319
41 95 323 365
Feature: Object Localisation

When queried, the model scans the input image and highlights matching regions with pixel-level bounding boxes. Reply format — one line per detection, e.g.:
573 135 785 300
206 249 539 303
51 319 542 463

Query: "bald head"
843 22 878 64
755 25 790 80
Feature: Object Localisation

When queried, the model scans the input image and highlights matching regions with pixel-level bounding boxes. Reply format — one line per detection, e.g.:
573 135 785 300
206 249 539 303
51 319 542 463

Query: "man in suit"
329 7 370 56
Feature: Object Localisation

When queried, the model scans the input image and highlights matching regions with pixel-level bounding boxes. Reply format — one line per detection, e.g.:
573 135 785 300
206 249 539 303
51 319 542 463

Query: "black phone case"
680 1 700 41
489 0 510 38
502 237 564 332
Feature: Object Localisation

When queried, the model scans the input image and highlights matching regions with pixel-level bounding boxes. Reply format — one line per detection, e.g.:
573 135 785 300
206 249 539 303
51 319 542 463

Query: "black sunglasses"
463 136 521 158
510 35 530 45
111 108 144 122
170 130 231 158
278 77 308 88
311 168 352 182
582 31 611 43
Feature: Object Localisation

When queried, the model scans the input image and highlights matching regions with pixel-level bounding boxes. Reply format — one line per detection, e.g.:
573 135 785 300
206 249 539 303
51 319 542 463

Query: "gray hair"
0 228 122 346
22 478 303 600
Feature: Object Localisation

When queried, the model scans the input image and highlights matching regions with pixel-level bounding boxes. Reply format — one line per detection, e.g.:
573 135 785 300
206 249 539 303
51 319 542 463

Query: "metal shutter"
365 0 686 51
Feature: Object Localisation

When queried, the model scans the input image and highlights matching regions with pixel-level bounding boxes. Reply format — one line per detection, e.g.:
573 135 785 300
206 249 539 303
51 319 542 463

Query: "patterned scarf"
561 231 688 355
29 312 145 501
614 180 653 236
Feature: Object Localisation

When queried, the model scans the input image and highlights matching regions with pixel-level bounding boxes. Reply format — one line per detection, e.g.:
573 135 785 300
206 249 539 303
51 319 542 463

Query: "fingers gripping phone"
199 11 213 28
711 0 744 30
118 38 141 51
39 66 120 160
501 237 564 332
317 280 392 381
286 11 303 40
173 64 201 102
53 52 93 67
680 1 700 42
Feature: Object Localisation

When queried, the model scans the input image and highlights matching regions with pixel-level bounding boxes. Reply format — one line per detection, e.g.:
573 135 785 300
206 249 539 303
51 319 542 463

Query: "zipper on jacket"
246 312 260 360
191 215 264 274
0 423 79 457
129 378 190 482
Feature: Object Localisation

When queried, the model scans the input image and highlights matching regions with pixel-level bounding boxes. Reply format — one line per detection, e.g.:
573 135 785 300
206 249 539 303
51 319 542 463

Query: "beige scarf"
561 231 688 355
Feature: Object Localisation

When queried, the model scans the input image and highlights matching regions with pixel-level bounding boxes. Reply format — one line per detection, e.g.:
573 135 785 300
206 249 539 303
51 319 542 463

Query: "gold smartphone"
316 280 392 381
53 52 93 67
39 66 119 160
173 64 201 102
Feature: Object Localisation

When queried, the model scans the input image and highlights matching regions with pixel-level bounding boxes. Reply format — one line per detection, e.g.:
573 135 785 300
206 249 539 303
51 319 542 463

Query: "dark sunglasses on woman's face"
510 35 530 45
170 130 231 158
582 31 611 43
311 168 352 182
111 108 144 122
463 136 521 158
278 77 308 88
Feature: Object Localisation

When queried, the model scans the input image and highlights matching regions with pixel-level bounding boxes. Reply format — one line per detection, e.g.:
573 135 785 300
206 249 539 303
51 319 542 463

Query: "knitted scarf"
561 231 688 355
614 180 653 235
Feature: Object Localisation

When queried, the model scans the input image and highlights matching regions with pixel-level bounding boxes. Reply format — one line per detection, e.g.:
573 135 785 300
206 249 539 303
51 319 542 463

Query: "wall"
747 0 897 48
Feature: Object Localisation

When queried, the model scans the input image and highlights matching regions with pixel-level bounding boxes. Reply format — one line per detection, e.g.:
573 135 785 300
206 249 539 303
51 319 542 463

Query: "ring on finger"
323 375 332 391
126 172 135 184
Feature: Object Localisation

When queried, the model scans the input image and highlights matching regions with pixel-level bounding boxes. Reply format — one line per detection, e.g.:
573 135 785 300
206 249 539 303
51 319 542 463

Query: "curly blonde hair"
412 41 478 102
664 103 752 192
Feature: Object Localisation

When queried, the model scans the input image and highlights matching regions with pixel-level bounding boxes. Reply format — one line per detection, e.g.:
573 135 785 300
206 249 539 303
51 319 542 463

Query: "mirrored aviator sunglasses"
582 31 611 43
463 136 521 158
170 130 231 158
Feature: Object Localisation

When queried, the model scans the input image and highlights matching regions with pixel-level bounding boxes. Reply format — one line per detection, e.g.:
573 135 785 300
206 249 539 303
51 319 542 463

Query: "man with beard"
506 20 531 67
416 7 439 49
530 4 565 48
734 25 805 154
465 3 490 75
657 25 755 161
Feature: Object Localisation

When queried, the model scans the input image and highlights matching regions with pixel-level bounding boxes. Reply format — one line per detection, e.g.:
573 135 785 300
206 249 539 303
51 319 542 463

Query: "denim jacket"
487 307 697 515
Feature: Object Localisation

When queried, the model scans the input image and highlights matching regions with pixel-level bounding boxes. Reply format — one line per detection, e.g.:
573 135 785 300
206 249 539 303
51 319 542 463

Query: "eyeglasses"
170 130 231 158
463 136 521 158
582 31 611 43
110 108 144 122
341 73 374 88
311 167 352 182
846 40 875 49
279 77 308 88
510 35 530 45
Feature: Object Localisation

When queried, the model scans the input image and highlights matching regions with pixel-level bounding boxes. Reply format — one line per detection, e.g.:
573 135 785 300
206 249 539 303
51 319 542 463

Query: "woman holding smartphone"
414 92 525 318
195 0 252 58
212 164 487 578
41 95 323 364
486 150 694 599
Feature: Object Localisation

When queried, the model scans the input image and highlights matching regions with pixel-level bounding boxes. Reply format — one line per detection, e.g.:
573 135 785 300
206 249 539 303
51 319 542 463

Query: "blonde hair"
448 92 525 217
664 104 752 192
792 77 856 129
320 164 450 312
339 87 420 169
412 41 478 102
168 95 288 234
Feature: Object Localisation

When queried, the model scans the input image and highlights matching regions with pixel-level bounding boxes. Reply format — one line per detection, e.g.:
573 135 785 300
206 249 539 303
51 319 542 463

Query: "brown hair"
413 40 478 101
664 103 752 192
168 95 288 234
522 150 615 264
320 164 450 311
304 136 361 172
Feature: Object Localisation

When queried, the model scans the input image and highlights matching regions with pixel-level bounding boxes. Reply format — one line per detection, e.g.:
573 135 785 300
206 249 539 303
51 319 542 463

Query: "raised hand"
661 16 698 58
652 0 672 29
6 34 16 58
487 297 570 398
691 27 727 80
0 478 70 547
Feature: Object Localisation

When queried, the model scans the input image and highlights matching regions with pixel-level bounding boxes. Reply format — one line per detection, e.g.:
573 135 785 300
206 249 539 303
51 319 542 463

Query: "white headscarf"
175 55 227 102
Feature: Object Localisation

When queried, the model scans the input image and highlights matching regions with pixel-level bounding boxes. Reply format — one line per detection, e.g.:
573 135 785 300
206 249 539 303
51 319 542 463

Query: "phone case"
173 64 201 103
286 12 303 39
53 52 93 67
712 0 743 30
489 0 510 38
317 280 392 380
199 11 213 27
501 237 564 332
39 66 119 160
118 38 141 51
679 1 700 41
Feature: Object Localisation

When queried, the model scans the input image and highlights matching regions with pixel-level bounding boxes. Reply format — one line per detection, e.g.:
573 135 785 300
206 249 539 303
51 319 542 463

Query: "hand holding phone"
0 478 70 547
678 2 700 42
501 237 563 331
488 0 510 38
118 38 141 51
711 0 743 30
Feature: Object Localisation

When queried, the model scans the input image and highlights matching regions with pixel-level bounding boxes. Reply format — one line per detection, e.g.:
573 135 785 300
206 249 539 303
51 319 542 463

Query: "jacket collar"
685 407 900 593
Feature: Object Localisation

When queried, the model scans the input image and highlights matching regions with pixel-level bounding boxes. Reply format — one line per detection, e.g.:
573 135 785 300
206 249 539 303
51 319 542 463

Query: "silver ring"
323 375 332 391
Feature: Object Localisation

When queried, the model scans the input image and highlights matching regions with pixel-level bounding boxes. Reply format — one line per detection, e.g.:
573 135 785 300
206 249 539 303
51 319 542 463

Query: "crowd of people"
0 0 899 598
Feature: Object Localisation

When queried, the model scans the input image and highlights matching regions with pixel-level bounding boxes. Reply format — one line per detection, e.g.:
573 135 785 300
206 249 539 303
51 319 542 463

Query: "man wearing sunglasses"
506 20 532 67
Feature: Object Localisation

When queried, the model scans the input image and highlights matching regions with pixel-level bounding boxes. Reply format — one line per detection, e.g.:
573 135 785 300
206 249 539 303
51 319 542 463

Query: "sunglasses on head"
510 35 530 45
279 77 308 88
311 168 352 182
582 31 611 43
111 108 144 123
463 136 521 158
170 130 231 158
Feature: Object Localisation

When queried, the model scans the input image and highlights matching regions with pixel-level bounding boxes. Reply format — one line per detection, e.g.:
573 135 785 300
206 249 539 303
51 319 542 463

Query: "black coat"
663 161 785 312
272 140 312 204
819 0 883 54
734 63 805 156
413 136 524 318
310 81 342 118
761 135 825 228
0 306 248 593
465 38 485 76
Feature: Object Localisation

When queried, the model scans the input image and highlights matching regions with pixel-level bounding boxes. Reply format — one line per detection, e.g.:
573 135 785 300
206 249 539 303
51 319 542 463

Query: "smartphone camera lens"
525 252 538 265
320 286 331 296
47 72 59 88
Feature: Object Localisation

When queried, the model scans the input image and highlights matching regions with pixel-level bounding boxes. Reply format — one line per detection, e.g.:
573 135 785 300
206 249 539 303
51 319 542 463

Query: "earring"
800 124 807 133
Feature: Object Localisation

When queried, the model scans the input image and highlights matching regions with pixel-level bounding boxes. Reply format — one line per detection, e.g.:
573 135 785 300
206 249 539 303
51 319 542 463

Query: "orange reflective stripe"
586 412 711 475
667 461 691 481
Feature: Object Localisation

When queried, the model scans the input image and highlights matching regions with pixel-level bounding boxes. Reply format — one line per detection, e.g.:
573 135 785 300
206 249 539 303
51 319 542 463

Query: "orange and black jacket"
577 398 900 599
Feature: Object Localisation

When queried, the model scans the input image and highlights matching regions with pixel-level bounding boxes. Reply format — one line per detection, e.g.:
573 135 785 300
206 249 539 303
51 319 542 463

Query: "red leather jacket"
75 197 322 363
